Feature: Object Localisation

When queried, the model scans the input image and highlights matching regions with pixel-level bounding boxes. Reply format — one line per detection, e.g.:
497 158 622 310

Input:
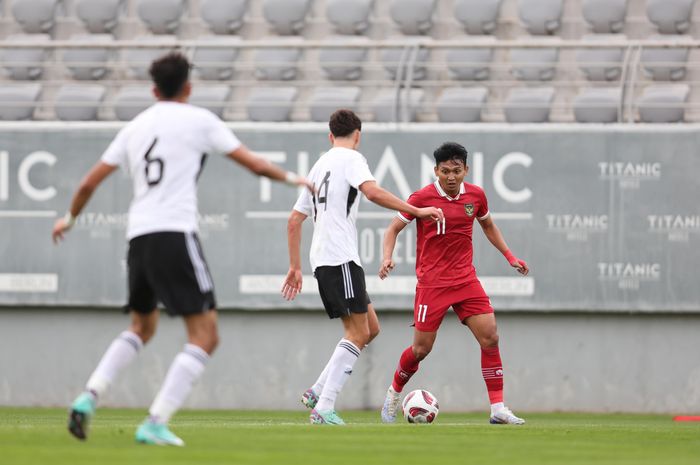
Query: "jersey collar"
434 180 466 201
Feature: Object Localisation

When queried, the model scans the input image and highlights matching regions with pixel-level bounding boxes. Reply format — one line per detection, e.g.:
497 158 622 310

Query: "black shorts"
126 231 216 316
314 261 370 319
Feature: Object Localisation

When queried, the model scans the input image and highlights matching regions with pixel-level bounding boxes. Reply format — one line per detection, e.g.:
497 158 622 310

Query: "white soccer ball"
402 389 439 424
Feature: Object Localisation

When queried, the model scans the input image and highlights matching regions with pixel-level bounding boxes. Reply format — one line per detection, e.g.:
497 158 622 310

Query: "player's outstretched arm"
282 209 307 301
478 215 529 275
52 161 117 244
359 181 444 222
379 217 408 279
227 145 314 193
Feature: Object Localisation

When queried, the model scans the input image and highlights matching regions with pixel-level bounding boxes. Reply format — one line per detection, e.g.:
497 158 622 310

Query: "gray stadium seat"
11 0 61 33
319 37 368 80
262 0 312 35
308 86 361 122
247 87 298 122
510 47 559 81
254 47 302 81
123 36 177 80
54 84 106 121
136 0 187 34
447 47 494 81
436 87 488 123
189 85 231 118
381 45 430 81
640 35 690 81
582 0 627 33
646 0 696 34
637 84 690 122
517 0 563 35
200 0 248 35
454 0 502 35
192 36 240 80
446 47 493 80
573 87 621 123
326 0 373 35
113 86 155 121
389 0 437 35
75 0 124 34
504 87 555 123
63 34 113 80
372 88 424 122
0 34 50 80
576 35 624 81
0 83 41 120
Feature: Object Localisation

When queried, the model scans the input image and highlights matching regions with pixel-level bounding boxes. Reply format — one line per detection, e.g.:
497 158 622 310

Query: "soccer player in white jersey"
282 109 444 425
52 53 313 446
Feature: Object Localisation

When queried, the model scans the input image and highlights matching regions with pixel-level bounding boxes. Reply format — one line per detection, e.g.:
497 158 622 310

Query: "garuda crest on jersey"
464 204 474 217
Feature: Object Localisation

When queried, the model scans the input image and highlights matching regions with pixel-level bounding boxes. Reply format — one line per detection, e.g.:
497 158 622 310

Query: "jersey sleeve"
345 154 375 189
293 189 313 217
100 127 129 167
397 190 421 223
207 114 242 156
477 187 490 220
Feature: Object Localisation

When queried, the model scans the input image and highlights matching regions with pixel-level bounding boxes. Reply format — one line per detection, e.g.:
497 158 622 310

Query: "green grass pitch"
1 408 699 465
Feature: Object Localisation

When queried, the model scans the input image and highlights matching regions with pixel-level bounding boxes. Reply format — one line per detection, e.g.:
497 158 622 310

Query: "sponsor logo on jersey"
464 204 474 217
648 215 700 243
597 262 661 290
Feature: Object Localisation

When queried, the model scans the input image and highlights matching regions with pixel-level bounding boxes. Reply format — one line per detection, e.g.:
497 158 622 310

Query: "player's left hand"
281 268 303 300
297 177 316 195
51 218 72 244
510 258 529 276
379 259 395 280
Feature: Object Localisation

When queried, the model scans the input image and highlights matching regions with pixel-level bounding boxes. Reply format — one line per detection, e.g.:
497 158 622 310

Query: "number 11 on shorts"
417 304 428 323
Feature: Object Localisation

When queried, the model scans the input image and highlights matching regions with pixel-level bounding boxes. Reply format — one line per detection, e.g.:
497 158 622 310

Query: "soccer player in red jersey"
379 142 529 425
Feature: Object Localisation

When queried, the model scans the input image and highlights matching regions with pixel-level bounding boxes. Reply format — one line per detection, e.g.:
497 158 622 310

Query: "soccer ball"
402 389 439 424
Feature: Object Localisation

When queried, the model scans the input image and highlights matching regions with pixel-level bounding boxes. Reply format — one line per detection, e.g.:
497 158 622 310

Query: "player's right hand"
297 177 316 195
51 218 72 244
379 259 395 280
281 268 303 300
417 207 444 222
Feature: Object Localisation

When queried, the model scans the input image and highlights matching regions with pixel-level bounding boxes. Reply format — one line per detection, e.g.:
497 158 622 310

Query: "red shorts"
413 280 493 332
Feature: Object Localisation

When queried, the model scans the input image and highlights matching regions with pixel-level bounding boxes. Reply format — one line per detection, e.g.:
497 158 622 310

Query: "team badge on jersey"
464 204 474 217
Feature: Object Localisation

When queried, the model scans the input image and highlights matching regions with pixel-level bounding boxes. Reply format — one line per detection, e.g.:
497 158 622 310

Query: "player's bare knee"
480 332 499 348
130 323 156 344
368 324 380 343
413 344 432 361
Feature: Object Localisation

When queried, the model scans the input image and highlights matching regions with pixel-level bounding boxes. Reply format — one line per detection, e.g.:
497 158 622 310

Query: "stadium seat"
254 47 302 80
510 47 559 81
262 0 312 35
0 34 50 80
436 87 488 123
517 0 564 35
381 45 430 81
54 84 106 121
247 87 298 121
326 0 373 35
63 34 113 80
123 36 177 80
200 0 248 35
640 35 690 81
113 86 155 121
446 46 493 81
582 0 627 33
389 0 437 35
319 37 368 80
75 0 124 34
573 87 621 123
637 84 690 122
454 0 502 35
646 0 696 34
189 85 231 118
192 36 240 80
372 88 424 122
504 87 555 122
11 0 61 33
0 83 41 120
308 86 361 122
136 0 187 34
576 35 624 81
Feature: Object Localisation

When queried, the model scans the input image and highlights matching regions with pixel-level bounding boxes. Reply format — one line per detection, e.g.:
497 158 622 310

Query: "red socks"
391 346 420 393
481 346 504 404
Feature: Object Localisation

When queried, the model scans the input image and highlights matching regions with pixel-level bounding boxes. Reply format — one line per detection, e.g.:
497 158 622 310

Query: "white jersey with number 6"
293 147 375 272
101 101 241 240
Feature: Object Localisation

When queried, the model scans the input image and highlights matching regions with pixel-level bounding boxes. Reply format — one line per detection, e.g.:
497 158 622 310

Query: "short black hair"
329 109 362 138
149 52 190 99
434 142 468 166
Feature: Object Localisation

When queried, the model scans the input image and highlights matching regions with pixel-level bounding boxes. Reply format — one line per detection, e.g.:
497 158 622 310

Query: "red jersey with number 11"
397 181 490 288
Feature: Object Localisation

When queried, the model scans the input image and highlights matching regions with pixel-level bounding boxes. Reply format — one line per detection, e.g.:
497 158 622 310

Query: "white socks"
491 402 505 416
86 330 143 399
315 339 361 412
148 344 209 424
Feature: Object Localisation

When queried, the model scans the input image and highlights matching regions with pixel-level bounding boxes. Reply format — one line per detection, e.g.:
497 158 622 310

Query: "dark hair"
329 109 362 138
433 142 468 166
149 52 191 99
